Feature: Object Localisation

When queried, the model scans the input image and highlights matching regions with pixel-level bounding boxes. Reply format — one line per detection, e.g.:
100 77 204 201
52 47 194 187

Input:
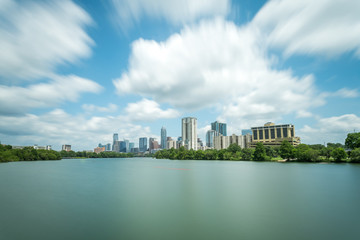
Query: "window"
253 130 258 140
277 128 281 138
265 129 269 139
283 128 288 138
259 130 263 140
271 129 275 139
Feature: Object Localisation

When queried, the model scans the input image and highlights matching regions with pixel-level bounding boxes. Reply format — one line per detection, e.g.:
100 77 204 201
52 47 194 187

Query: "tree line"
0 145 61 162
59 150 135 159
154 132 360 163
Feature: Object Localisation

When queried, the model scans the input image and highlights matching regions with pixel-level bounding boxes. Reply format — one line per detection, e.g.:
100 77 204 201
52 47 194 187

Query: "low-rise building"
94 147 105 153
250 122 300 147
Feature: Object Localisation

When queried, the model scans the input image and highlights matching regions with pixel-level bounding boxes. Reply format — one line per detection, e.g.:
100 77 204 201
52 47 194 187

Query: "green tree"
345 132 360 150
241 148 253 161
227 144 241 153
253 142 267 161
265 146 276 159
327 143 345 149
279 140 294 160
349 148 360 163
331 148 347 162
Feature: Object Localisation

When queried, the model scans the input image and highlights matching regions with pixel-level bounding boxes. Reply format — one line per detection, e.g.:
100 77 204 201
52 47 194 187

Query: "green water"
0 158 359 240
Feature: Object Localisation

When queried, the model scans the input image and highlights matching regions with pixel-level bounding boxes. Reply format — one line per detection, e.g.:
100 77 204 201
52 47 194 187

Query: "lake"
0 158 359 240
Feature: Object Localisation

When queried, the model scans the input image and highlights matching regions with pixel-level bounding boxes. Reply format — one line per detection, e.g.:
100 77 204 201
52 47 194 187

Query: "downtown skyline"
0 0 360 151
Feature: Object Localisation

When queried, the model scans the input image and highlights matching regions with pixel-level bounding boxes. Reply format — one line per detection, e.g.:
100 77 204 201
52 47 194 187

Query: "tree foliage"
0 145 61 162
253 143 267 161
345 132 360 150
349 148 360 163
279 140 294 160
330 148 347 162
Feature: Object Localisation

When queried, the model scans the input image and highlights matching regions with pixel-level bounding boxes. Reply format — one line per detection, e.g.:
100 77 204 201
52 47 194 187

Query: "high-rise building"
182 117 197 150
62 144 71 151
206 130 221 148
251 122 300 147
112 133 119 151
161 126 167 149
119 141 126 152
106 143 111 151
139 137 148 152
113 141 121 152
211 121 227 136
124 140 129 153
167 139 176 149
149 138 160 153
129 142 134 152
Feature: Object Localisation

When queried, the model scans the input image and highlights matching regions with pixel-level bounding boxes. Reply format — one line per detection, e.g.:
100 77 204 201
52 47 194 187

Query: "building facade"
94 147 105 153
182 117 197 150
206 130 221 148
139 137 148 152
211 121 227 136
62 144 71 151
112 133 118 151
214 134 253 150
161 126 167 149
251 122 300 147
149 138 160 152
113 141 121 152
167 140 176 149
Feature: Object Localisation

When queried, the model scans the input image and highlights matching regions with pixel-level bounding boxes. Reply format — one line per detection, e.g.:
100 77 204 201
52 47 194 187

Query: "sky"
0 0 359 151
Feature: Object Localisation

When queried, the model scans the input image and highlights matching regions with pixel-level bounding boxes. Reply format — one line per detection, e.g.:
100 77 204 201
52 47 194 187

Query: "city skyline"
0 0 359 151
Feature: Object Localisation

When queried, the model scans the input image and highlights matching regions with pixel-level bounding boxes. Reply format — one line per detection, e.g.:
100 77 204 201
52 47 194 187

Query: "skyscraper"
129 142 134 152
182 117 197 150
149 138 160 152
139 137 148 152
119 141 126 152
211 121 227 136
161 126 167 149
112 133 118 151
206 130 220 148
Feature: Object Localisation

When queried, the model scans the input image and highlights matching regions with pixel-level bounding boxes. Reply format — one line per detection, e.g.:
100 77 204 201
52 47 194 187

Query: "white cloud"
0 0 93 81
298 114 360 144
124 98 180 121
0 109 152 151
111 0 229 30
332 88 359 98
0 75 102 115
114 18 325 129
82 103 118 113
253 0 360 57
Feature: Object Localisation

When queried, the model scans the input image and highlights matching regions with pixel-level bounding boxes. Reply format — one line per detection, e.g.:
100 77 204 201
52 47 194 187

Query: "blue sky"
0 0 359 151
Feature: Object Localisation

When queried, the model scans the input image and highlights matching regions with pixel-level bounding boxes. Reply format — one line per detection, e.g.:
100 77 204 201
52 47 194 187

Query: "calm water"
0 158 359 240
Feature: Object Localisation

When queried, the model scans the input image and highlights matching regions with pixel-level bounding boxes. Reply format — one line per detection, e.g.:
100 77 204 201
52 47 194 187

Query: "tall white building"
182 117 197 150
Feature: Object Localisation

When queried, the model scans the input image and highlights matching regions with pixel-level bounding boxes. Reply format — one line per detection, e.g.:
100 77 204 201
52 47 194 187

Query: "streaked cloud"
0 109 152 151
332 88 359 98
0 0 94 82
253 0 360 58
114 18 325 128
82 103 118 113
110 0 230 30
0 75 102 115
298 114 360 144
124 98 180 121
